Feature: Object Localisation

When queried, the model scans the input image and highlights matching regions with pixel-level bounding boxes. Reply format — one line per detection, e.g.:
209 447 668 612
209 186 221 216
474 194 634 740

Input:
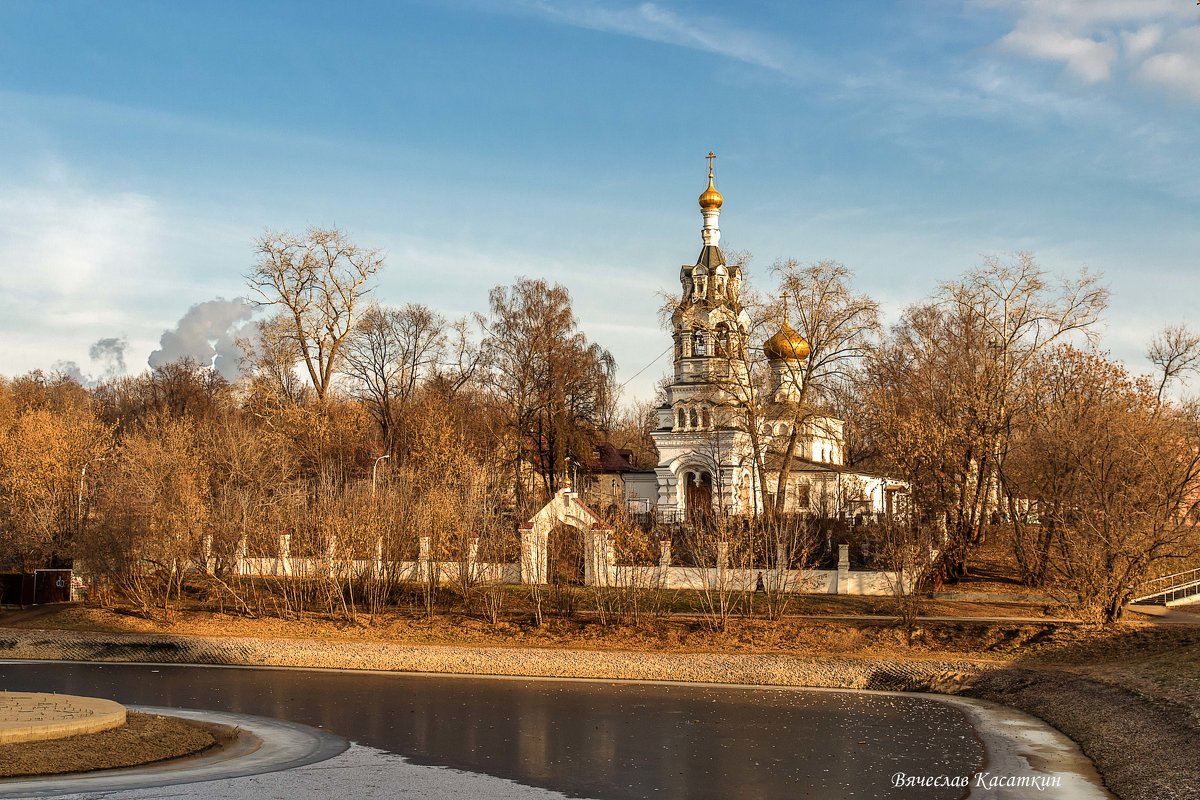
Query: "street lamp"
371 454 391 496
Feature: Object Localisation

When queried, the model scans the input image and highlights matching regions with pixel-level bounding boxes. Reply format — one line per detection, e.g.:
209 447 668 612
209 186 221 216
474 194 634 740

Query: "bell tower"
669 152 748 390
651 154 754 517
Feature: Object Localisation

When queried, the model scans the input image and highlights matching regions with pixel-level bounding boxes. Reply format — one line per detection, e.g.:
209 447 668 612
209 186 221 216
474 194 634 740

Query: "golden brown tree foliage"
85 415 208 616
0 396 112 571
861 254 1107 584
1005 346 1200 621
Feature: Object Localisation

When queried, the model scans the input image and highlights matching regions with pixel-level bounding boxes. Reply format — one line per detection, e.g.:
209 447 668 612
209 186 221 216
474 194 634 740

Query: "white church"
617 157 907 524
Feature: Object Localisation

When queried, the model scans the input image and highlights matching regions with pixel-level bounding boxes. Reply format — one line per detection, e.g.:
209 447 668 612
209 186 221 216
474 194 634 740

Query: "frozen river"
0 661 986 799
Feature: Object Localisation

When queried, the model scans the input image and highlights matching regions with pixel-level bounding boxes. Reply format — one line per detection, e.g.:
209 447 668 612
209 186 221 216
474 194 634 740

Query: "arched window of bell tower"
693 329 707 357
689 407 699 429
714 323 730 356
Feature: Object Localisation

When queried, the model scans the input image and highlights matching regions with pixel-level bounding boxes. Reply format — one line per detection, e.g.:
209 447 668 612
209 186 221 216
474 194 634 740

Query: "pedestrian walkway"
0 692 125 744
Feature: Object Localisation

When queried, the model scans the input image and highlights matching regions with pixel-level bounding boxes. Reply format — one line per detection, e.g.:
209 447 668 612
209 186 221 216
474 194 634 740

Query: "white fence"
217 535 906 597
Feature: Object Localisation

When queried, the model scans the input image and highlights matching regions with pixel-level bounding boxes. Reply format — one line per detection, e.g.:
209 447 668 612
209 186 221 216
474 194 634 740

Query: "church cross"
706 151 716 178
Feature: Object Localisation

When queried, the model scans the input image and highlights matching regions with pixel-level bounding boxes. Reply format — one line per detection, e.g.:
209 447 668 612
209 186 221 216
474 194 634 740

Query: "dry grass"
0 712 226 778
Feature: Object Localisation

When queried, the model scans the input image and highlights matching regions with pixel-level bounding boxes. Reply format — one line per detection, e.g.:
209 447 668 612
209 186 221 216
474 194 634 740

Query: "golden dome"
763 321 810 361
698 175 723 210
699 151 723 209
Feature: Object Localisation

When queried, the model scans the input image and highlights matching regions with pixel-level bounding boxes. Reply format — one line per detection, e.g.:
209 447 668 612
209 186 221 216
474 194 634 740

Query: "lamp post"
372 454 391 496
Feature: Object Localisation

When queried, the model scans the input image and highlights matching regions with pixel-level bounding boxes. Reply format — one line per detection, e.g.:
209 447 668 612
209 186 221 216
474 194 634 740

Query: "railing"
1132 567 1200 605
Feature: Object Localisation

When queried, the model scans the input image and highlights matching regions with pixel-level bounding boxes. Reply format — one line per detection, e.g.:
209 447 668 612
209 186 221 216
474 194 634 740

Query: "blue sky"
1 0 1197 401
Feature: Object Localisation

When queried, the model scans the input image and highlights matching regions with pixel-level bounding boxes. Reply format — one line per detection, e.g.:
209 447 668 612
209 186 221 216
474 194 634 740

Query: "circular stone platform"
0 692 126 745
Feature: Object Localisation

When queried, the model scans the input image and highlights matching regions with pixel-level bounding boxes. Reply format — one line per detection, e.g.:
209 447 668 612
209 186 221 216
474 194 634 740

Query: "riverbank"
3 606 1199 800
0 624 989 689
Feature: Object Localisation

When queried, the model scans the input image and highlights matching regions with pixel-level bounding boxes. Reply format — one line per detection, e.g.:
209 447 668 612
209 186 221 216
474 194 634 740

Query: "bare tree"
769 260 881 511
247 227 384 404
239 314 308 405
863 254 1107 584
483 278 617 512
876 518 937 644
342 303 446 455
1148 323 1200 403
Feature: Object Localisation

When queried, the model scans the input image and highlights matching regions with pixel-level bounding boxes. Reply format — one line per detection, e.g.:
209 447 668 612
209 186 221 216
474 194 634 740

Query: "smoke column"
148 298 256 380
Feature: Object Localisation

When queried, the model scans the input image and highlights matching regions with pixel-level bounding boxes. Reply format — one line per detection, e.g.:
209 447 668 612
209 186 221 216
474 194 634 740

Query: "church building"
620 156 906 523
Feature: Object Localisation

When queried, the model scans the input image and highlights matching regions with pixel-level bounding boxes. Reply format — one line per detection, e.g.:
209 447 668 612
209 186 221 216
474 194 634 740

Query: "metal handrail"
1139 567 1200 589
1132 576 1200 605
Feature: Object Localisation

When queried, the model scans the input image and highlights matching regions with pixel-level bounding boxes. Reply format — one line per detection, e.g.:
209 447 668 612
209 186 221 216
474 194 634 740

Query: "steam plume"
88 336 127 379
149 298 255 380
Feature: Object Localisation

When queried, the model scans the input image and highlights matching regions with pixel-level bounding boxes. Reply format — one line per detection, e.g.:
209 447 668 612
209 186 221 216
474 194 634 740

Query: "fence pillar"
519 525 546 584
278 533 292 577
200 534 213 575
519 528 534 584
236 536 248 577
373 537 384 580
327 535 338 580
657 539 672 589
605 532 616 581
775 543 789 592
714 540 730 591
418 536 431 582
467 537 480 582
585 529 614 587
837 543 849 595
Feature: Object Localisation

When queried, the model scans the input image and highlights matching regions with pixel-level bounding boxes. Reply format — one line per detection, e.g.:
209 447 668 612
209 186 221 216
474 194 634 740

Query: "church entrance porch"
684 470 713 519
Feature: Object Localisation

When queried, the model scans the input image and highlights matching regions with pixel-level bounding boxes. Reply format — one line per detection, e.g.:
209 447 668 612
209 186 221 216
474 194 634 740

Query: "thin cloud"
518 1 809 80
0 164 167 380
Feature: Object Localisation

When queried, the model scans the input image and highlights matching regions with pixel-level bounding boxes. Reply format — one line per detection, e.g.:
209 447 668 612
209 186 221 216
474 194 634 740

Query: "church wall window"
676 407 685 431
689 407 699 429
693 329 707 357
793 482 811 510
